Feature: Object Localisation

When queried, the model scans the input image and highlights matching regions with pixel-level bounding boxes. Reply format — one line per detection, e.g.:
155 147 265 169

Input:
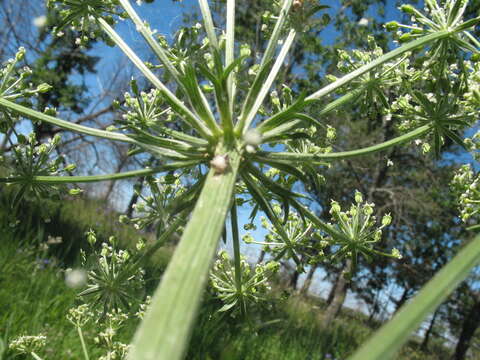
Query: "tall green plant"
1 0 480 359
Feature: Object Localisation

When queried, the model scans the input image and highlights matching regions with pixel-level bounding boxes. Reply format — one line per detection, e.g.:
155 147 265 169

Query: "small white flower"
33 15 47 28
244 129 262 147
386 159 394 167
358 18 369 26
65 268 87 289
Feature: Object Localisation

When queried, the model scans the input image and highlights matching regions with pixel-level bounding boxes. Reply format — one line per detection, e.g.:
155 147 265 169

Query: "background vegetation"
1 0 480 359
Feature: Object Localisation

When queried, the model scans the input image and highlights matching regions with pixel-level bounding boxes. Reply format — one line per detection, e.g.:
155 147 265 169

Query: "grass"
0 194 454 360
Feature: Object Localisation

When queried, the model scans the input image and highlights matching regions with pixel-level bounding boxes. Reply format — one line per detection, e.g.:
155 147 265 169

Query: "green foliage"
2 0 480 359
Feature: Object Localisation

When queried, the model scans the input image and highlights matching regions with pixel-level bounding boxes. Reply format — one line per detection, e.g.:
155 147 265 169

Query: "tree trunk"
126 177 145 217
394 287 410 313
453 298 480 360
326 271 340 305
421 308 439 351
321 259 351 328
103 156 128 202
257 250 265 264
289 269 300 290
300 265 317 296
0 127 13 151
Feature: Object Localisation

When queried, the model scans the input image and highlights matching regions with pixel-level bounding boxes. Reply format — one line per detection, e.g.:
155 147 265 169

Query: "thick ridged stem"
129 148 241 360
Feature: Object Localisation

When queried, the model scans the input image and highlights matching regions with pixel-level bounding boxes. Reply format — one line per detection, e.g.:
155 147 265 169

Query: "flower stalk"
129 147 241 360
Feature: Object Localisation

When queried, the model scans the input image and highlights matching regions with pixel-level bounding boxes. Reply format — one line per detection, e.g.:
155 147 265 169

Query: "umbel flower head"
210 250 279 315
9 334 46 355
77 230 146 315
47 0 122 46
2 132 80 208
319 190 399 276
386 0 480 62
451 163 480 228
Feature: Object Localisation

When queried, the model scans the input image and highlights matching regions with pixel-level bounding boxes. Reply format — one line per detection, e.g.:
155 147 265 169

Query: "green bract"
1 0 480 359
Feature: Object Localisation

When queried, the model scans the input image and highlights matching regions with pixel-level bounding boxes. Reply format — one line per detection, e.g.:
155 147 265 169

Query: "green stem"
259 0 293 69
0 162 199 184
306 31 450 101
238 29 297 133
139 215 187 263
97 18 212 140
257 125 431 162
199 0 219 50
230 200 245 316
31 352 44 360
118 0 181 83
129 149 241 360
225 0 236 111
77 326 90 360
0 98 135 144
317 88 364 116
349 233 480 360
236 0 293 133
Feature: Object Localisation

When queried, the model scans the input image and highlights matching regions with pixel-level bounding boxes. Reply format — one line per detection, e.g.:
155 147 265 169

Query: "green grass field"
0 197 450 360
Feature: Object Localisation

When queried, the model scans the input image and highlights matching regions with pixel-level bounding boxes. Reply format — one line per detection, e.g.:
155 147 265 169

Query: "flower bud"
86 229 97 246
69 188 83 196
330 200 341 214
382 213 392 226
64 164 76 172
385 21 399 31
244 129 262 147
36 83 52 93
398 33 412 43
240 43 251 58
16 47 26 61
400 4 415 14
391 248 402 259
354 190 363 204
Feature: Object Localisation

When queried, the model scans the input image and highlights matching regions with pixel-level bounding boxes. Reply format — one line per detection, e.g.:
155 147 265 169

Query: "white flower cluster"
77 230 146 314
452 164 480 224
210 250 279 314
119 175 186 231
47 0 122 46
9 334 46 355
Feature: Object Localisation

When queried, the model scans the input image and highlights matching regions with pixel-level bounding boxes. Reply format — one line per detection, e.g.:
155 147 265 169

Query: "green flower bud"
52 134 62 146
16 47 26 61
391 248 402 259
64 164 77 172
330 200 341 214
354 190 363 204
119 215 129 224
36 83 52 93
385 21 399 31
382 213 392 226
240 43 251 58
400 4 415 14
69 188 83 196
399 33 412 43
86 229 97 246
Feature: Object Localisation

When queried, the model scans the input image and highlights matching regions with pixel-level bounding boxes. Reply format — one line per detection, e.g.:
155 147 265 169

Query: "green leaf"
349 234 480 360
